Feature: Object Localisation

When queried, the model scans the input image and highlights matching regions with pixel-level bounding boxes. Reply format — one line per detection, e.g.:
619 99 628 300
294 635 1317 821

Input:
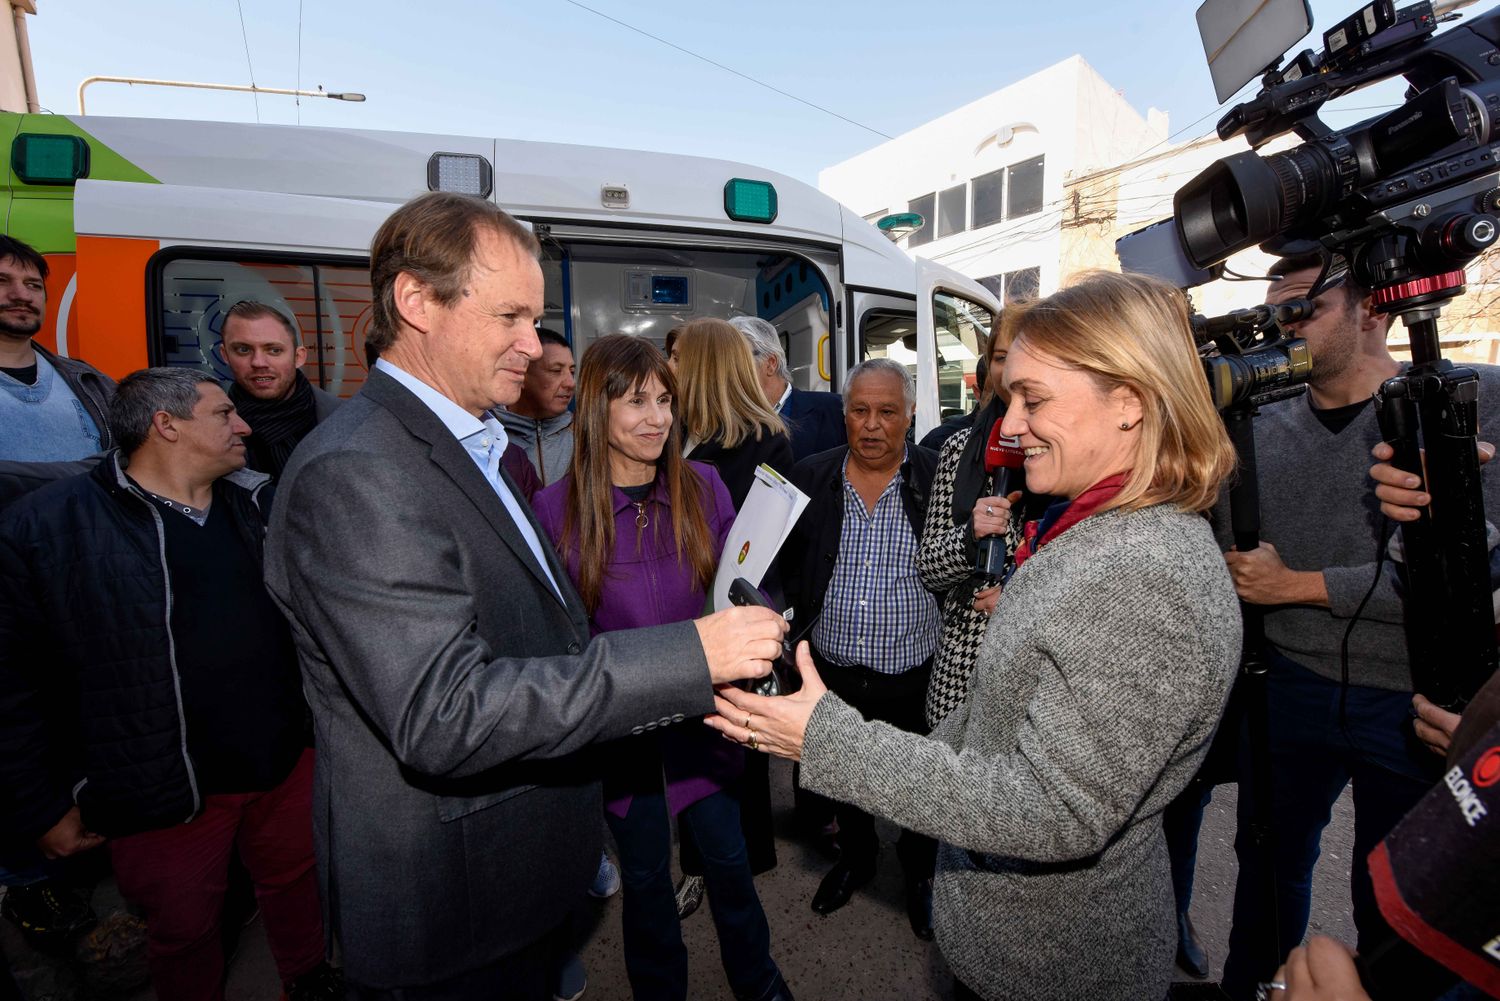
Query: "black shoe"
905 877 934 941
1175 911 1210 978
286 963 345 1001
810 861 874 914
1 881 96 949
674 875 704 920
736 972 794 1001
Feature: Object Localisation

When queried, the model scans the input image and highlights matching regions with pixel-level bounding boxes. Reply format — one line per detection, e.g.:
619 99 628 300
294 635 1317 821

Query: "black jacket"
780 444 941 628
919 410 977 453
781 388 845 464
0 452 272 845
688 426 795 509
33 342 117 451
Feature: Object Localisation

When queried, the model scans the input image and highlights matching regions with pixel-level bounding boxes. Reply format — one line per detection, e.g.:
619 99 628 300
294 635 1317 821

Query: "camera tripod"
1372 270 1498 712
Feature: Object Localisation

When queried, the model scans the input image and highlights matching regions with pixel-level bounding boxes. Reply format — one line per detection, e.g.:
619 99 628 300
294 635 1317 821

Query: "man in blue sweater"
0 234 115 946
1218 253 1500 999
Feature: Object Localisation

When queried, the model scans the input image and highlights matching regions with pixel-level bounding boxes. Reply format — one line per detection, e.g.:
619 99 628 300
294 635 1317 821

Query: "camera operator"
1218 253 1500 1000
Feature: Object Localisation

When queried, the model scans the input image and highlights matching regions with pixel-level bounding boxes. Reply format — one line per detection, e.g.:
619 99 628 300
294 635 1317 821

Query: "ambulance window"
860 310 919 384
156 256 373 398
933 291 994 419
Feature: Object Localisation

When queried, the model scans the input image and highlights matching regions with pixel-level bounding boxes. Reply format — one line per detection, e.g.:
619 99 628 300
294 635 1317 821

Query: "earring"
1119 421 1132 430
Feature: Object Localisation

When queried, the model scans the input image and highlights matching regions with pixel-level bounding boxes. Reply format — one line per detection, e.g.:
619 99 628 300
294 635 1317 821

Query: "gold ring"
744 714 753 729
986 505 994 516
747 731 759 751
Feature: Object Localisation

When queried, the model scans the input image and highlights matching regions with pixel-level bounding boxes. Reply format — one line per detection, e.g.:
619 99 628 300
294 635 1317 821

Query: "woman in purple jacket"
533 335 791 1001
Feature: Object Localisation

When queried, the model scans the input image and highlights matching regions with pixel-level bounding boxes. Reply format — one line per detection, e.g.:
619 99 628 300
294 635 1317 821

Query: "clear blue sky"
27 0 1495 184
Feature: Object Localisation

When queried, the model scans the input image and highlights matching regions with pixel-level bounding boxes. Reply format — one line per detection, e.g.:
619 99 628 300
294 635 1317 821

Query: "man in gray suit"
264 192 785 1001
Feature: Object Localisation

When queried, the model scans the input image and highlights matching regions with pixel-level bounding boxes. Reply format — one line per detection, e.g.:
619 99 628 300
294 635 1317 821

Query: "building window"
1007 156 1045 219
1006 266 1040 301
976 266 1042 304
907 193 936 247
937 183 967 239
971 169 1005 229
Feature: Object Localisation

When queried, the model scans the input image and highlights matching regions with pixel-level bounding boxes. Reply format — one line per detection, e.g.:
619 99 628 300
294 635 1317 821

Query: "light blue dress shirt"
374 359 563 601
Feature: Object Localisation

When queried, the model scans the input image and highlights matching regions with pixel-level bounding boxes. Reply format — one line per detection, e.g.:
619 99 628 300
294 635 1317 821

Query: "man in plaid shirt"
780 358 943 940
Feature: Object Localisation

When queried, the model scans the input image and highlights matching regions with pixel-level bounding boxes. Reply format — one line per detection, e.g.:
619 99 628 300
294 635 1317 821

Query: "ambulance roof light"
11 134 90 186
723 178 777 224
427 152 493 198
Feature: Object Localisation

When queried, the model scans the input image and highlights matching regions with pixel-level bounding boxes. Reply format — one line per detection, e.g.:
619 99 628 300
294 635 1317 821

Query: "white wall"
818 55 1166 300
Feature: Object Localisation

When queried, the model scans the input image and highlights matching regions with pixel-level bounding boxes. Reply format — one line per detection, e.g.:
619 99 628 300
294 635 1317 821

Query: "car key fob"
727 577 801 697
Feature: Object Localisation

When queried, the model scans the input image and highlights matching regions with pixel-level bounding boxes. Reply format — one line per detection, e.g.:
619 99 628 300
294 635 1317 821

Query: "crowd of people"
0 188 1490 1001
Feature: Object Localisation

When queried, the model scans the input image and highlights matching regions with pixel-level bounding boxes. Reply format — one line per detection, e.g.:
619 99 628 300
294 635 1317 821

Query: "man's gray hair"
727 316 790 382
843 358 916 409
109 367 220 455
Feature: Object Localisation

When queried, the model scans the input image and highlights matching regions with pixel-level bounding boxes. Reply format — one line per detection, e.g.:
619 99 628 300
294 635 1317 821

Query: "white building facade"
818 56 1168 303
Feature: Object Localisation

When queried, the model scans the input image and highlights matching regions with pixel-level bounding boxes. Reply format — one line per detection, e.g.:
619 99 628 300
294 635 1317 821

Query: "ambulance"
0 112 1000 434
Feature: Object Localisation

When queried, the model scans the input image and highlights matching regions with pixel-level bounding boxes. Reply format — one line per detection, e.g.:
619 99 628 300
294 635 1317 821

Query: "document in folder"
711 464 810 611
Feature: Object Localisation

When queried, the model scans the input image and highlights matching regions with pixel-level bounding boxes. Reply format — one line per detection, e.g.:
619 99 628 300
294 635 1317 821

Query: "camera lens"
1175 145 1342 269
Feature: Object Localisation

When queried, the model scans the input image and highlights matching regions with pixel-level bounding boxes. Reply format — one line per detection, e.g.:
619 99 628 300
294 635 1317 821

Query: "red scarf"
1012 472 1130 572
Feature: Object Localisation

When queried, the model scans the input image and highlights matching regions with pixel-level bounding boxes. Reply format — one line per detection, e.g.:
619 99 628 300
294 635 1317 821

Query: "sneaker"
588 852 620 899
553 952 586 1001
285 963 345 1001
674 874 704 920
1 881 97 949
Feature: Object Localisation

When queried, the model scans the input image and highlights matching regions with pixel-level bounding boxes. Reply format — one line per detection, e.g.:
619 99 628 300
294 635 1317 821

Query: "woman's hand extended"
706 641 827 763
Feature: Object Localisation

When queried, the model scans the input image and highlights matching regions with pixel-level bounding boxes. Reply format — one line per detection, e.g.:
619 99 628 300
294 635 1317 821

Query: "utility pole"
0 1 38 114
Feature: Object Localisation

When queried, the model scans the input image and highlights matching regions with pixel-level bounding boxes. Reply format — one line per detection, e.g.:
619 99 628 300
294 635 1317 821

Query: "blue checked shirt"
812 453 941 674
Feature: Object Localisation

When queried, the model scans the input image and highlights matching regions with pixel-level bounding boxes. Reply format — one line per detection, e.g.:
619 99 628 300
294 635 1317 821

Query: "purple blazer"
533 461 741 818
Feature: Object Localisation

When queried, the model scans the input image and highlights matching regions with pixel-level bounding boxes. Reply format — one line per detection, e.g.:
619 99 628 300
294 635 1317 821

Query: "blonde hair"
1003 271 1235 514
675 318 786 448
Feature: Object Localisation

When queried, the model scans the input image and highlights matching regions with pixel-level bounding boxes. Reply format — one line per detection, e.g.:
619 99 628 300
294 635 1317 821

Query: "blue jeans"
607 789 779 1001
1164 781 1212 913
1221 653 1439 1000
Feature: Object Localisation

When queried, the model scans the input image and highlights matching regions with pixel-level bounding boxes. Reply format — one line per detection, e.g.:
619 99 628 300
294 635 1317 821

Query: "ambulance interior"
541 243 834 393
154 244 838 401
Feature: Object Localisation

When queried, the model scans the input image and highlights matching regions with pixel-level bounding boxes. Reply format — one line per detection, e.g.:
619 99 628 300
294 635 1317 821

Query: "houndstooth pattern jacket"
917 427 1024 728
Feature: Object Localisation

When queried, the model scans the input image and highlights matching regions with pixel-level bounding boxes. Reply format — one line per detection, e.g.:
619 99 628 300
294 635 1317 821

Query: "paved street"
3 756 1359 1001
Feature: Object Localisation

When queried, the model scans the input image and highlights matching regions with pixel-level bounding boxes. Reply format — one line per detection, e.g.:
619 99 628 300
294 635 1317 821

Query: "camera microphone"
976 421 1026 577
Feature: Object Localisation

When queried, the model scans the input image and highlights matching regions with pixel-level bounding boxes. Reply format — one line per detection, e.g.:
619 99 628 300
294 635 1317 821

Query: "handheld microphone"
975 422 1026 577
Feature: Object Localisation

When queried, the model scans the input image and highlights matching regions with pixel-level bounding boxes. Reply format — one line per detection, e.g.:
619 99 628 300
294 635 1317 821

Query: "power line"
234 0 260 123
560 0 893 141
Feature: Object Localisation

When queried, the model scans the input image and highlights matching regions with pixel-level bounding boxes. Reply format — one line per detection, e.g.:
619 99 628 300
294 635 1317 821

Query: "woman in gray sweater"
711 271 1242 1001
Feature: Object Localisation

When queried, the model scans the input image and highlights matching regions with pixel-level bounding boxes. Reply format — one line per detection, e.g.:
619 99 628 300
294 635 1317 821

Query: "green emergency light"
11 134 90 186
723 178 777 224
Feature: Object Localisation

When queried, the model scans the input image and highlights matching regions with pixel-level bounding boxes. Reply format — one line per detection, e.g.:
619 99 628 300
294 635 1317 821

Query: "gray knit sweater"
801 503 1240 1001
1241 364 1500 692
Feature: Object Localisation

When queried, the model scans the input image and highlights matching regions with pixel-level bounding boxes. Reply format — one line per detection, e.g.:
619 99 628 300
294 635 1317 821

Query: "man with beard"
0 236 115 461
221 301 343 479
0 235 114 949
1217 253 1500 998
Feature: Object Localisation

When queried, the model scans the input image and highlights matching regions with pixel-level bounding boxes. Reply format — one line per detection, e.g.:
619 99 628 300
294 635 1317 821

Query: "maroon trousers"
109 749 324 1001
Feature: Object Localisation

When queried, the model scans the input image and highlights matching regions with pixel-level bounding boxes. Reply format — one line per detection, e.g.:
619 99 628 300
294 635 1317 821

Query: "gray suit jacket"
264 369 714 988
